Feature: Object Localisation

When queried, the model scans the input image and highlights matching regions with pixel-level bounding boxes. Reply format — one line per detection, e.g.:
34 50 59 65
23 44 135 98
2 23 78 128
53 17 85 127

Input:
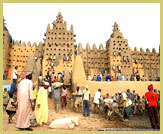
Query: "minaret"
111 21 123 38
46 24 50 32
70 25 73 31
113 22 119 32
106 21 131 78
56 12 63 23
43 12 75 78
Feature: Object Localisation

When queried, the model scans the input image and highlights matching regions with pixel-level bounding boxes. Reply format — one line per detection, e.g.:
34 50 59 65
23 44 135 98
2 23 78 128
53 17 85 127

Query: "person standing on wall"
5 71 8 80
13 66 18 81
105 74 111 81
97 74 102 82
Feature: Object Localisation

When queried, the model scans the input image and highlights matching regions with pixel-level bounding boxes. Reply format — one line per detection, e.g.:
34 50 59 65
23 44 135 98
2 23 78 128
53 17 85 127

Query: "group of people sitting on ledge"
87 72 160 82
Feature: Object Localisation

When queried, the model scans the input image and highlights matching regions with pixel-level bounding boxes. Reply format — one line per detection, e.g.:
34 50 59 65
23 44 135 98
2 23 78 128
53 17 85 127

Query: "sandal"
25 127 33 131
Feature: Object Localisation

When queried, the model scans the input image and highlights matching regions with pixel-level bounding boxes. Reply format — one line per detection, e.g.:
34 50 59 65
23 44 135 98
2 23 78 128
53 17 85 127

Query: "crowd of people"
70 84 160 130
87 72 160 82
3 67 73 130
3 66 160 131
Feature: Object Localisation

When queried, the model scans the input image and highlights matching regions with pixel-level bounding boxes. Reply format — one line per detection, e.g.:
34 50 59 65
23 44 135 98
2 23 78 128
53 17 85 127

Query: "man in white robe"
16 72 33 131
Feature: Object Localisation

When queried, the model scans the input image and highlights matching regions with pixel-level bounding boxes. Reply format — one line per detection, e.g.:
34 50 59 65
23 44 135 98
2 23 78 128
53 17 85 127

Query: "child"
105 93 110 99
61 85 67 109
6 93 17 123
3 88 8 111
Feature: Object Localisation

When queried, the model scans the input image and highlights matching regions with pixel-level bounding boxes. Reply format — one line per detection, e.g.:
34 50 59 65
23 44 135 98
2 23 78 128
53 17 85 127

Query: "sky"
3 3 160 52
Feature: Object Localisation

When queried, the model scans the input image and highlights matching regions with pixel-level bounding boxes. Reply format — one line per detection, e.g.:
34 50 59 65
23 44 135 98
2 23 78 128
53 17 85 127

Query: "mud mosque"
3 12 160 81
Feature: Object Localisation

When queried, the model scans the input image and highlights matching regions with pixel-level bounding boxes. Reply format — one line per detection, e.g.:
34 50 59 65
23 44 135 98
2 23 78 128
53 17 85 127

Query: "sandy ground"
3 98 152 131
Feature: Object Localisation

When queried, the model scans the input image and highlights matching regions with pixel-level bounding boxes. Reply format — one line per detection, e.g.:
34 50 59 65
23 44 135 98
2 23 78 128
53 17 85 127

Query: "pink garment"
16 78 33 128
21 72 27 79
61 89 67 97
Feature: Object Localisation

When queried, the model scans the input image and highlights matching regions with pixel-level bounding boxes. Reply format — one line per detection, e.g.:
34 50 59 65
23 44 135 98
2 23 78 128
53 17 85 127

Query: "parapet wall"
86 81 160 97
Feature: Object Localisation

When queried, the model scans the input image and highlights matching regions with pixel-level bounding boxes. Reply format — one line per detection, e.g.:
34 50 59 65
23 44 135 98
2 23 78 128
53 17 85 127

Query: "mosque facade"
3 12 160 80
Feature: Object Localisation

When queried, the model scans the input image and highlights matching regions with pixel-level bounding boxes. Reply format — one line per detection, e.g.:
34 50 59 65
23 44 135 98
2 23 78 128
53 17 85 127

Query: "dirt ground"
3 98 152 131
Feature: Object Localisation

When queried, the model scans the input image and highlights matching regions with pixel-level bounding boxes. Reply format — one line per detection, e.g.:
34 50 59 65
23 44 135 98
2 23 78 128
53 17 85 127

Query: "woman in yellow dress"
34 82 49 125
